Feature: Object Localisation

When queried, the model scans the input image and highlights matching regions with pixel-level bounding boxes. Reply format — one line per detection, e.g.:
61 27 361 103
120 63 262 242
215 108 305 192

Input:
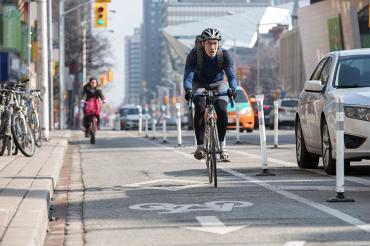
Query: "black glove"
185 89 193 101
227 88 237 99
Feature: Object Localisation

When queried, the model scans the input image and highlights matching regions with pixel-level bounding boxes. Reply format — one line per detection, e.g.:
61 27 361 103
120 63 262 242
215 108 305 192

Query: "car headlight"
344 106 370 121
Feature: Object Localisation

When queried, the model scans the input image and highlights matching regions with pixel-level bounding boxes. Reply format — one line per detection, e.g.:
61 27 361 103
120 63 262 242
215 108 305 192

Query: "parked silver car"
268 98 298 129
295 49 370 175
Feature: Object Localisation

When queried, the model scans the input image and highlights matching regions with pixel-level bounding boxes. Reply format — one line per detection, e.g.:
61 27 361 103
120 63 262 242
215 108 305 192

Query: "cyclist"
184 28 238 162
81 77 106 137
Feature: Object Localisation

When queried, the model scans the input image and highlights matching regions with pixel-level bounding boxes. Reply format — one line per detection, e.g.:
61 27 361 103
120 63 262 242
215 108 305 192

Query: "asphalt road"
67 129 370 246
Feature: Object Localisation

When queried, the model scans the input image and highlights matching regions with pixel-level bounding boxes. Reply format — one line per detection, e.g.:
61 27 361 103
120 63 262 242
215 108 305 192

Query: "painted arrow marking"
185 216 247 235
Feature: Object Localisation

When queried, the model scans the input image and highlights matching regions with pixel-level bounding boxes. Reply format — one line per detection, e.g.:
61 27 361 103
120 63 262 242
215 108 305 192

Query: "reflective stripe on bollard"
236 102 240 144
273 100 279 148
327 96 354 202
176 103 182 146
256 95 275 176
138 105 143 135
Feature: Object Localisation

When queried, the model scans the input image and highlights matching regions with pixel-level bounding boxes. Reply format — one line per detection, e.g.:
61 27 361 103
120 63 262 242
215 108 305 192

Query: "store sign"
3 5 22 54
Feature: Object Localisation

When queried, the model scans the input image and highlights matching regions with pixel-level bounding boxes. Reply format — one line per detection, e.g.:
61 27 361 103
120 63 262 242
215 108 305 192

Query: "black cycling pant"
193 97 228 145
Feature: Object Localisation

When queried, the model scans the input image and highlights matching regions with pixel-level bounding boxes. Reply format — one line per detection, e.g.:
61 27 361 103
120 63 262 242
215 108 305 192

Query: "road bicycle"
189 90 234 187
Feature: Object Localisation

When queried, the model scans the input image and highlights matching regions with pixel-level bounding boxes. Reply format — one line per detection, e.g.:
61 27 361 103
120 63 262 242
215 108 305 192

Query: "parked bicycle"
27 89 43 147
0 80 36 157
189 90 234 187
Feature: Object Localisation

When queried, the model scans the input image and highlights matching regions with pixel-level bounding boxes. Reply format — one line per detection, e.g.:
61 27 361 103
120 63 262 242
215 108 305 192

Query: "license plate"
228 117 235 123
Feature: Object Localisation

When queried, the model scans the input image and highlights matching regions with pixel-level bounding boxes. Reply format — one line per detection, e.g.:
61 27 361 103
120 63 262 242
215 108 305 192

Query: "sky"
102 0 143 108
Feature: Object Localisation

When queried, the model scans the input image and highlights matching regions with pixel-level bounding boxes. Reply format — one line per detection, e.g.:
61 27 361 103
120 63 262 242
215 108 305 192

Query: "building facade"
298 0 369 79
142 0 166 97
125 28 142 105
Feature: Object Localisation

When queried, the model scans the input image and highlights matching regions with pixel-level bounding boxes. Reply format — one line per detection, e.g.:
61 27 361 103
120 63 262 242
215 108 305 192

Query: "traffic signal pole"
59 0 65 129
59 0 92 129
39 0 50 139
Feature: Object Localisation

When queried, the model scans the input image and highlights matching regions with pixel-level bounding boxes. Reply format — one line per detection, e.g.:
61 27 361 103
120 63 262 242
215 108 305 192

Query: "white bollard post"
256 95 275 176
161 105 167 144
235 102 241 144
273 100 279 148
145 104 149 138
176 103 182 147
138 105 143 135
327 96 354 202
151 104 157 140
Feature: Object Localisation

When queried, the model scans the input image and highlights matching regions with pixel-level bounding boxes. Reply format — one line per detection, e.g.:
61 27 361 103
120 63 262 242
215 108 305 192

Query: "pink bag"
85 98 101 116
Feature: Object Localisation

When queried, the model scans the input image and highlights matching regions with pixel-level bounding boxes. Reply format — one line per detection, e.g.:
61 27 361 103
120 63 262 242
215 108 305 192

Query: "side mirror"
304 80 325 92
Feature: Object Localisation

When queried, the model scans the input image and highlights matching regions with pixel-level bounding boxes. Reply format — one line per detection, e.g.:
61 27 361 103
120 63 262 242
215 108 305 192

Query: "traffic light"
94 3 107 28
236 67 243 81
107 69 113 81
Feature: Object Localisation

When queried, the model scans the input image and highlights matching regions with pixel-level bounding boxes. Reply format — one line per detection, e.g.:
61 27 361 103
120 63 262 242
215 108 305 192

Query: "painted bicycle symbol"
129 200 253 214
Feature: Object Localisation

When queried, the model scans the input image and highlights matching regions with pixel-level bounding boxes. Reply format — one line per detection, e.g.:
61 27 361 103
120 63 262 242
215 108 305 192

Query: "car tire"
295 119 319 169
246 128 253 133
269 121 274 130
239 127 244 133
322 121 336 175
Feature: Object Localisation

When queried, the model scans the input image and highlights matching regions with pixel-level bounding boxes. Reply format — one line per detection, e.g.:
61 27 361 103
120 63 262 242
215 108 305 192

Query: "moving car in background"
295 49 370 175
268 98 298 129
119 105 151 130
227 87 254 132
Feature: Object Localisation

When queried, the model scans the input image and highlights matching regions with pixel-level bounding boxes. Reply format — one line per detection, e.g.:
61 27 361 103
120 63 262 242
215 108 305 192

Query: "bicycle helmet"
201 28 222 41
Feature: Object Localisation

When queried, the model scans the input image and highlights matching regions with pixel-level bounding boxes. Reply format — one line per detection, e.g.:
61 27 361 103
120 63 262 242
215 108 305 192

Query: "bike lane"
79 131 370 246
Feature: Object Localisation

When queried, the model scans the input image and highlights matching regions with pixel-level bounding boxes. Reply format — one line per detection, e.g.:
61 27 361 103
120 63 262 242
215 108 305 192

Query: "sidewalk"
0 131 70 246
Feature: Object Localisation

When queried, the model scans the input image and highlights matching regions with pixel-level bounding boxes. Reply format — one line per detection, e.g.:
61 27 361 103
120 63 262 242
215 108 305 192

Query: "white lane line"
283 241 306 246
230 149 370 187
127 132 370 233
222 168 370 234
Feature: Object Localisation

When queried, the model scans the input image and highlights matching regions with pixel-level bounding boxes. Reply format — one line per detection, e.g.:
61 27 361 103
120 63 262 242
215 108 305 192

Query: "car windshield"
335 56 370 88
281 100 298 107
235 90 248 104
120 108 139 116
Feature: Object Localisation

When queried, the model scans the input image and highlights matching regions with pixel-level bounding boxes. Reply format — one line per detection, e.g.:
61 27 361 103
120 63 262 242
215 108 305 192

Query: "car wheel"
322 121 336 175
269 121 274 130
246 128 253 133
296 119 319 169
239 127 244 133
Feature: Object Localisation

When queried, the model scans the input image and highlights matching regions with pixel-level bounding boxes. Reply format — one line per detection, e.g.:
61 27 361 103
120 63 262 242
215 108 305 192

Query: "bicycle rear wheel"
210 123 218 188
11 113 35 157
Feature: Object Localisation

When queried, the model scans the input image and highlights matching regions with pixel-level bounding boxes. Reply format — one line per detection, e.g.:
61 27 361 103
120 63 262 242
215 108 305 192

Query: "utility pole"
48 0 54 130
38 0 50 139
59 0 65 129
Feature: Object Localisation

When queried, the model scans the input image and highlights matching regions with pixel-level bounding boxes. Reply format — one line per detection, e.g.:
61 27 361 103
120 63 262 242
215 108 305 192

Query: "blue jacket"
183 48 238 90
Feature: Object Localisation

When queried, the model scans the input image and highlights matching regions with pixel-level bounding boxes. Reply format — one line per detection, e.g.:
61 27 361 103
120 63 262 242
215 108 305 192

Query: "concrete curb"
0 137 69 246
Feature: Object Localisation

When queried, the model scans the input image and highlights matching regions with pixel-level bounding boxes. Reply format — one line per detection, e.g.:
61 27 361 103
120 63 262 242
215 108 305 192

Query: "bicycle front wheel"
90 116 97 144
205 125 212 184
11 113 35 157
210 123 218 188
30 111 42 147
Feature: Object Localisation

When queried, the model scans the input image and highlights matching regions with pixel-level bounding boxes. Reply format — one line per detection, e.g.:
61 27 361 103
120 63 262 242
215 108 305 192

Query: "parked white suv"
295 49 370 175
